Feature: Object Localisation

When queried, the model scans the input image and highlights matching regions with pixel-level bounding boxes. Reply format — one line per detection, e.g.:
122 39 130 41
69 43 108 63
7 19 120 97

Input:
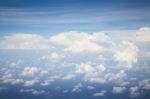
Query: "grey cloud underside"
0 27 150 98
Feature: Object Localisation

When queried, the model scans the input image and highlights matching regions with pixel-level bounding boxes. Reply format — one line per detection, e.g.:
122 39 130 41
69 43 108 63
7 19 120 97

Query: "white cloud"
40 52 63 63
112 41 138 68
118 81 130 86
21 67 40 77
1 73 12 79
129 86 140 98
139 79 150 90
24 80 38 87
64 41 103 53
75 63 106 84
0 31 112 52
40 75 61 86
95 64 106 72
0 28 149 98
136 27 150 42
105 70 126 83
93 90 107 97
62 74 76 80
20 89 46 95
39 70 49 76
0 34 50 49
49 31 111 53
2 77 24 85
112 86 126 94
10 79 24 85
9 59 23 68
32 90 46 95
75 63 95 74
144 52 150 57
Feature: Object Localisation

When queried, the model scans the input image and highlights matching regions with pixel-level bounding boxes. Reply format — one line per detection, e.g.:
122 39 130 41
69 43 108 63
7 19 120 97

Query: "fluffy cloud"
40 75 61 86
62 74 76 80
75 63 95 74
129 86 140 98
93 90 107 97
40 52 63 63
0 31 114 53
0 34 50 49
112 86 126 94
112 41 138 68
139 79 150 90
49 31 111 53
105 70 126 83
20 67 40 77
39 70 49 76
9 59 23 68
136 27 150 42
24 80 38 87
0 28 149 98
20 89 46 95
1 73 24 85
8 79 24 85
75 63 106 83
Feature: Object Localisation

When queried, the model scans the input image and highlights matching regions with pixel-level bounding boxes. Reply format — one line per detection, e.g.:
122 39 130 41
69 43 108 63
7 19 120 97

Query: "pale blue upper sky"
0 0 150 35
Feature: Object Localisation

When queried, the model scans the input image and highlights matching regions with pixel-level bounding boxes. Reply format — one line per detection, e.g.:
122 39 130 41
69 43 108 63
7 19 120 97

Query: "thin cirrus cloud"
0 7 149 25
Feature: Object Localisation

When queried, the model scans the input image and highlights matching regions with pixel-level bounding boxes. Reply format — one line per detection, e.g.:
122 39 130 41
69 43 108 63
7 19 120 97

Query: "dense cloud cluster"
0 27 150 98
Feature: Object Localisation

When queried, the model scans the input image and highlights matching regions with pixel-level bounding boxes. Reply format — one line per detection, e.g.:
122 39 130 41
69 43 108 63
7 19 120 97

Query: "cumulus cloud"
75 63 106 83
24 80 38 87
1 73 24 85
0 31 115 55
136 27 150 42
20 67 40 77
112 41 138 68
20 89 46 95
0 34 50 49
75 63 95 75
129 86 140 98
93 90 107 97
39 70 49 76
9 59 23 68
112 86 126 94
62 74 76 80
40 75 61 86
40 52 63 63
0 28 149 98
139 79 150 90
49 31 111 53
105 70 126 83
8 79 24 85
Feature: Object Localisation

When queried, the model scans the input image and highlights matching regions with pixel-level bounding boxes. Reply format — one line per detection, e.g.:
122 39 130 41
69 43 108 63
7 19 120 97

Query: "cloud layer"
0 27 150 98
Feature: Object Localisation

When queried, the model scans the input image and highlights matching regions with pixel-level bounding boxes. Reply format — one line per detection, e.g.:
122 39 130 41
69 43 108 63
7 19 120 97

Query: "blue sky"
0 0 150 99
0 0 150 35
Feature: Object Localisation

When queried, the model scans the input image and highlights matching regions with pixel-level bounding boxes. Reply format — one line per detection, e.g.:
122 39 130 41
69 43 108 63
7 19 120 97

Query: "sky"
0 0 150 35
0 0 150 99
